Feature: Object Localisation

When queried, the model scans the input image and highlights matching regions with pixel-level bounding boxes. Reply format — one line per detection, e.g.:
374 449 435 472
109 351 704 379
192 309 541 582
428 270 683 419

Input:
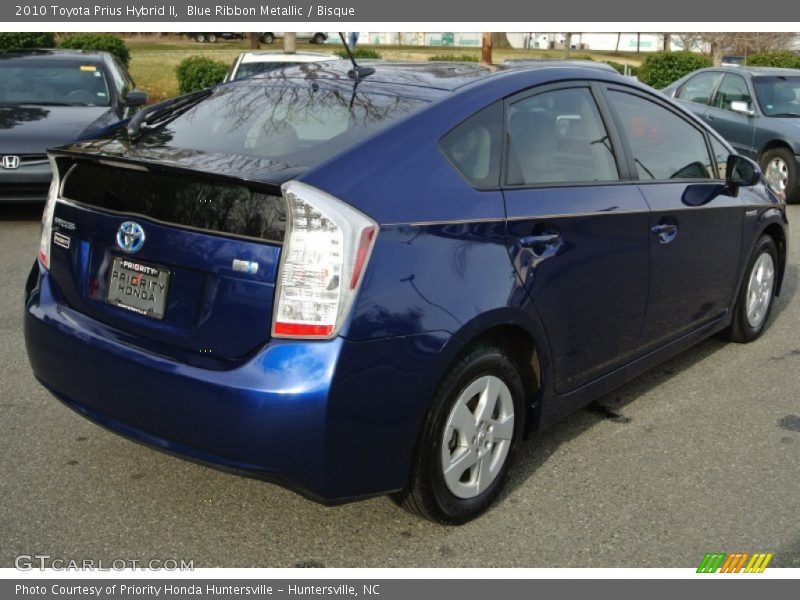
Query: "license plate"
106 257 170 320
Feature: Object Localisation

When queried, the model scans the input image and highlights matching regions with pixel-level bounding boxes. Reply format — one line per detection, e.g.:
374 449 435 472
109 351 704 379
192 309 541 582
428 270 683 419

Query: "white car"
260 32 329 45
224 51 341 82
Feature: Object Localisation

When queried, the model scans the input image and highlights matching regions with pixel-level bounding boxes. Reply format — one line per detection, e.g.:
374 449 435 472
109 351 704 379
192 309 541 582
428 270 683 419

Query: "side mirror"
730 100 754 116
124 90 148 107
726 154 761 195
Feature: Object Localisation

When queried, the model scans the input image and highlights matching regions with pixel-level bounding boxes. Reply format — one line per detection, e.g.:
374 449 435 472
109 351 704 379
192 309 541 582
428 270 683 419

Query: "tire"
195 33 206 43
207 34 217 43
313 33 326 44
395 345 525 524
261 33 275 44
760 147 799 204
724 235 779 343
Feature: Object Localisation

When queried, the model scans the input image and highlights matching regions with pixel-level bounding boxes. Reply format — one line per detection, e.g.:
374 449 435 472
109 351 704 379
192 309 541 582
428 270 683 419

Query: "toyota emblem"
116 221 145 253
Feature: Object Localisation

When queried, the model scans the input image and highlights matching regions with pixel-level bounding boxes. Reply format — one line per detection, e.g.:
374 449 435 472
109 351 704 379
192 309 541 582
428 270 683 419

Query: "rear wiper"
127 88 214 139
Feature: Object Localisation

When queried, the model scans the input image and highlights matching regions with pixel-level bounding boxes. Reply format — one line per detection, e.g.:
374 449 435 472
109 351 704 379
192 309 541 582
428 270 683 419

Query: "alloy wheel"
745 252 775 329
441 375 515 499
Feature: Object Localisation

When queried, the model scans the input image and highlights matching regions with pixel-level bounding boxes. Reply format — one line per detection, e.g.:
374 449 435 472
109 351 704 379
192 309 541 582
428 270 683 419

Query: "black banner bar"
4 0 800 23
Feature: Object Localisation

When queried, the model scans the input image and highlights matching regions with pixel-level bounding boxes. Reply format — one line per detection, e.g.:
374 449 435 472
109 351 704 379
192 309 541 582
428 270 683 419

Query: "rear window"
140 84 428 167
61 162 286 243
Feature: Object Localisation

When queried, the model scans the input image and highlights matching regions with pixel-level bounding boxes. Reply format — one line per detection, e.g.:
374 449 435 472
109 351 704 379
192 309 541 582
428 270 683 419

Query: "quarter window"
608 91 714 181
676 72 722 106
505 87 619 186
714 74 752 112
440 102 502 189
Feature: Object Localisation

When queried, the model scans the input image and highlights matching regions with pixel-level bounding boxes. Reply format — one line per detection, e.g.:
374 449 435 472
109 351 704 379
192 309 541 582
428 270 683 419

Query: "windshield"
234 62 306 80
0 60 111 107
139 84 428 167
753 76 800 117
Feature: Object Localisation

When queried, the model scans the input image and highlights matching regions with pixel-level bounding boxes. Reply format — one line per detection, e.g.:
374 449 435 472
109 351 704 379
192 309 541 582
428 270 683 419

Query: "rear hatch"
47 153 288 364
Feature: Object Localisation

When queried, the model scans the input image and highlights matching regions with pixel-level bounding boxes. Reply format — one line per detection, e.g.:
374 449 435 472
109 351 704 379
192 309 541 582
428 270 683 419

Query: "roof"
741 66 800 76
247 60 501 91
502 59 619 73
692 65 800 77
0 49 108 62
240 51 340 64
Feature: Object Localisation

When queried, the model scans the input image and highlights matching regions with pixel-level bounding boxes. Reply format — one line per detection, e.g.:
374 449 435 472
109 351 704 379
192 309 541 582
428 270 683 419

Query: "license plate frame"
106 256 171 320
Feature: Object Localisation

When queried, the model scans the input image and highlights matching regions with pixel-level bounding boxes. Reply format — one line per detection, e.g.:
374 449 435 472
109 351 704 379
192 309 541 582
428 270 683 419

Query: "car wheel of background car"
207 34 217 43
261 33 275 44
195 33 206 43
395 345 525 524
724 235 779 343
760 147 799 204
313 33 326 44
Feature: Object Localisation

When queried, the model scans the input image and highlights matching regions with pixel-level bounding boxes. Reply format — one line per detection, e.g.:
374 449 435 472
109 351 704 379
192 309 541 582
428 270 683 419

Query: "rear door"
502 83 651 393
603 86 743 354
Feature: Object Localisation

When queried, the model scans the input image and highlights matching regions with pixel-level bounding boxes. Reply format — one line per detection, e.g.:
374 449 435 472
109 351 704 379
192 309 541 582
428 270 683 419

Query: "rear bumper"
24 264 449 502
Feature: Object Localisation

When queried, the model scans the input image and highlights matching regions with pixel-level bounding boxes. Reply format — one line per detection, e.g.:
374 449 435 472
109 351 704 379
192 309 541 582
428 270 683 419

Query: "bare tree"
674 31 797 66
564 32 573 58
284 32 296 54
615 33 622 53
481 32 492 65
248 32 260 50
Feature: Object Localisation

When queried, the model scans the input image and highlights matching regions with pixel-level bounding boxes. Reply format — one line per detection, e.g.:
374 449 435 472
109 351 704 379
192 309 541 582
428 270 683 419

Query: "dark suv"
664 67 800 203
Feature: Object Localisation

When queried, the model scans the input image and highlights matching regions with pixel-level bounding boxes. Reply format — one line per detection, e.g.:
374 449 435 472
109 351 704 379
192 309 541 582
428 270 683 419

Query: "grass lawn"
124 35 646 103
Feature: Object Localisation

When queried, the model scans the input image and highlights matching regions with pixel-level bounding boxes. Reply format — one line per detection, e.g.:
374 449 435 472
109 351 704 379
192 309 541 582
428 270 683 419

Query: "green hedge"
60 33 131 67
605 61 640 77
0 32 56 50
334 48 381 59
747 51 800 69
428 54 479 62
175 56 228 94
638 52 712 89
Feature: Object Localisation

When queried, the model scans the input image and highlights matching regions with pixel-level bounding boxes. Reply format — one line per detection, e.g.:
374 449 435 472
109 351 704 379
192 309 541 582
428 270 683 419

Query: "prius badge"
116 221 145 253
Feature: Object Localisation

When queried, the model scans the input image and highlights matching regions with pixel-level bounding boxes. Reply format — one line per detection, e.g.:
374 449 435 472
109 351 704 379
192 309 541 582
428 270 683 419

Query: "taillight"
272 182 378 339
38 160 59 270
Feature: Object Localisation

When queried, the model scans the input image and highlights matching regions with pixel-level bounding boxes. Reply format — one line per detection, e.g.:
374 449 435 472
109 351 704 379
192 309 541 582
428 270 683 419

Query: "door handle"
651 224 677 235
519 233 561 248
706 112 716 121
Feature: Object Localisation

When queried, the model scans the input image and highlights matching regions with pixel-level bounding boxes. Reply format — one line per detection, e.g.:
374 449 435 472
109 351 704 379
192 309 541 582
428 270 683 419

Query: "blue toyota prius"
25 61 787 523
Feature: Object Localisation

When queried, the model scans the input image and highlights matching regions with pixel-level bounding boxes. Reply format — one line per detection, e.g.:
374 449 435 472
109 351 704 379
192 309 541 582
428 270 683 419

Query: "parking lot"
1 202 798 568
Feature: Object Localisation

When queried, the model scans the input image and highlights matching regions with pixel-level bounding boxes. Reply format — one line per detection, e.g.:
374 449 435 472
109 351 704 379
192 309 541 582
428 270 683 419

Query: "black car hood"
0 105 116 154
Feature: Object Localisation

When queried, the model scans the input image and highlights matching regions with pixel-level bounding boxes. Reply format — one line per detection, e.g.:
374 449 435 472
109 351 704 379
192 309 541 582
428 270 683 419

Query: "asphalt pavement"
1 203 798 568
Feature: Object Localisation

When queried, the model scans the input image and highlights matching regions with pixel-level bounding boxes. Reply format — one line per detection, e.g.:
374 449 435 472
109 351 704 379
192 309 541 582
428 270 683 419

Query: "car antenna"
338 32 375 80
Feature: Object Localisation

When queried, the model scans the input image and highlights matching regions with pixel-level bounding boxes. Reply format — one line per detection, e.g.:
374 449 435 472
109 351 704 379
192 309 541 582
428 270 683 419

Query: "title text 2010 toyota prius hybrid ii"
25 62 787 524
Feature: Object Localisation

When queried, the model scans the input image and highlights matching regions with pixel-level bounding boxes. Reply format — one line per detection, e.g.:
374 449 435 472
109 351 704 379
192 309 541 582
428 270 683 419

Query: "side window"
608 90 714 181
714 74 752 112
440 102 502 189
709 136 731 179
505 87 618 186
676 72 722 106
